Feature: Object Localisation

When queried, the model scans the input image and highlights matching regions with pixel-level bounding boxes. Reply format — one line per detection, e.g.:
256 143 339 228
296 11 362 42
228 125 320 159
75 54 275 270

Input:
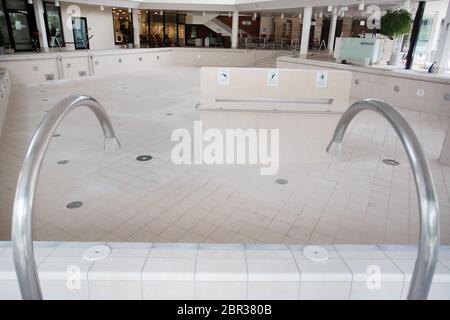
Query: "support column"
231 11 239 49
132 9 140 48
405 1 426 69
33 0 49 52
299 7 312 58
328 9 338 53
434 3 450 74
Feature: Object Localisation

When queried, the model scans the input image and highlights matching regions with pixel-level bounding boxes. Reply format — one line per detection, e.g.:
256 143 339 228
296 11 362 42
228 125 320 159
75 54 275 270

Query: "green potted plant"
380 9 412 66
0 27 5 55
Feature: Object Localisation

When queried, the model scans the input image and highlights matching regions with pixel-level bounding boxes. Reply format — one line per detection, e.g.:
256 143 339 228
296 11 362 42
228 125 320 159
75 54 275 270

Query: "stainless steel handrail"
11 95 121 300
327 98 440 300
215 97 334 105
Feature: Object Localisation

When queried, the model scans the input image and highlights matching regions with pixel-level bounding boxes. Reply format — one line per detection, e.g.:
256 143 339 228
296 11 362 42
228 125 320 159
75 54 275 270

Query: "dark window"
72 17 89 50
112 7 132 45
177 14 185 46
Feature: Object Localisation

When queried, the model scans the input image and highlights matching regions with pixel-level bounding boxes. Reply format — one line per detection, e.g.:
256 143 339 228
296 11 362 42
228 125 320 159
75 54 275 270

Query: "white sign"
266 69 279 87
217 68 230 86
316 71 328 88
15 20 22 30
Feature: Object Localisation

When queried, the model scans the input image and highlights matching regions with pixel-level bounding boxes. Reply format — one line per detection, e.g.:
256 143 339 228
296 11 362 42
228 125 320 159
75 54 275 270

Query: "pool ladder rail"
11 97 438 300
11 95 121 300
327 98 439 300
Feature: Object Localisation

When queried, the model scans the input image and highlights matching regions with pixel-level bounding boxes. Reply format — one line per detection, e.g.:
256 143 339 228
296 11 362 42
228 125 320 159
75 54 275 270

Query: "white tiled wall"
1 241 450 300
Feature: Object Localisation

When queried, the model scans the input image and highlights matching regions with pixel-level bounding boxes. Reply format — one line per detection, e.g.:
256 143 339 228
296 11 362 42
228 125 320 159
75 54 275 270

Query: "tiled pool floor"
0 66 449 244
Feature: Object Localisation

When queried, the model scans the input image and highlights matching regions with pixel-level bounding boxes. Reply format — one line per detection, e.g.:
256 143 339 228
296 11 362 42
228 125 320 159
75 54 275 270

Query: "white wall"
0 48 274 85
60 2 116 51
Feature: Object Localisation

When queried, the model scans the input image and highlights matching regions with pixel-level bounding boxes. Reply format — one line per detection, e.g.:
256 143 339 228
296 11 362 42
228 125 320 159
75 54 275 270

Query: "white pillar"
231 11 239 49
434 4 450 74
299 7 312 58
328 10 338 53
34 0 49 52
132 9 140 48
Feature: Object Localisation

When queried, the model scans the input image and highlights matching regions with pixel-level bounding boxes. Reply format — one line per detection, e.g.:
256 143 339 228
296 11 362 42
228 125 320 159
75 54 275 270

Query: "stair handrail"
11 95 121 300
327 98 439 300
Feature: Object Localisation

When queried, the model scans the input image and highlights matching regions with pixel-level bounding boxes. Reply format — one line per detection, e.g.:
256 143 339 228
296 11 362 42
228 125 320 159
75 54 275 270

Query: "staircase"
254 50 295 68
204 18 232 37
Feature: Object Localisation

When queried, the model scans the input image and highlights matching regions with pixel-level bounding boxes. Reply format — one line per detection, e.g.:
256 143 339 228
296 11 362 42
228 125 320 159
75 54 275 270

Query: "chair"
154 35 164 47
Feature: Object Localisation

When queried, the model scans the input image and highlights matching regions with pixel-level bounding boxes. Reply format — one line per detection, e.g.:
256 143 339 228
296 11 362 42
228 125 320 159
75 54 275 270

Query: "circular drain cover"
83 245 111 261
52 134 61 138
136 155 152 161
382 159 400 166
66 201 83 209
166 112 173 116
275 178 288 185
303 245 329 262
57 160 69 164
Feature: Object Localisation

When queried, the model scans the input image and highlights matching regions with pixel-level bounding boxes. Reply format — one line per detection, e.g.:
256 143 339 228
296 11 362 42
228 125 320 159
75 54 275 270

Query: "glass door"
72 17 89 49
8 11 32 51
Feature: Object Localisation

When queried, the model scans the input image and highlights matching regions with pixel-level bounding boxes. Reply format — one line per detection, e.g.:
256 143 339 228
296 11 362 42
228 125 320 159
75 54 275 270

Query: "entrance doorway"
72 17 89 50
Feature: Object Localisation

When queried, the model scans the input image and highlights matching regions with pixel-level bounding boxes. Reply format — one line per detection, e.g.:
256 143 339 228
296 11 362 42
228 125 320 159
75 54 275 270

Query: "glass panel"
44 1 64 47
139 10 149 47
112 7 132 45
164 13 176 45
414 16 433 64
412 0 450 71
9 11 31 50
177 14 185 46
177 14 185 24
72 17 88 49
0 2 11 49
149 12 163 45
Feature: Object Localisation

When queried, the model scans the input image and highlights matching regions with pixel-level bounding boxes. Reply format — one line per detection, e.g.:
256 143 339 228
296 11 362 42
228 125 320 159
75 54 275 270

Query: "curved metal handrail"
11 95 121 300
327 98 439 300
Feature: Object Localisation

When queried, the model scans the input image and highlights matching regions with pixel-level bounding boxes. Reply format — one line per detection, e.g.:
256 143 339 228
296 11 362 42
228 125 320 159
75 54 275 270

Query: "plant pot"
388 53 402 66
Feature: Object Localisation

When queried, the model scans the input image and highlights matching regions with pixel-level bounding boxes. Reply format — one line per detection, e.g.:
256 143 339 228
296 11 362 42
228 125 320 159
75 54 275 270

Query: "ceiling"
60 0 434 12
58 0 442 19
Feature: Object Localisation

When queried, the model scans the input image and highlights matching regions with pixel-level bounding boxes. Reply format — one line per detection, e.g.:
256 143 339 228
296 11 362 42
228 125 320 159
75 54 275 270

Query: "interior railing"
11 95 121 300
327 98 440 300
240 37 298 51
